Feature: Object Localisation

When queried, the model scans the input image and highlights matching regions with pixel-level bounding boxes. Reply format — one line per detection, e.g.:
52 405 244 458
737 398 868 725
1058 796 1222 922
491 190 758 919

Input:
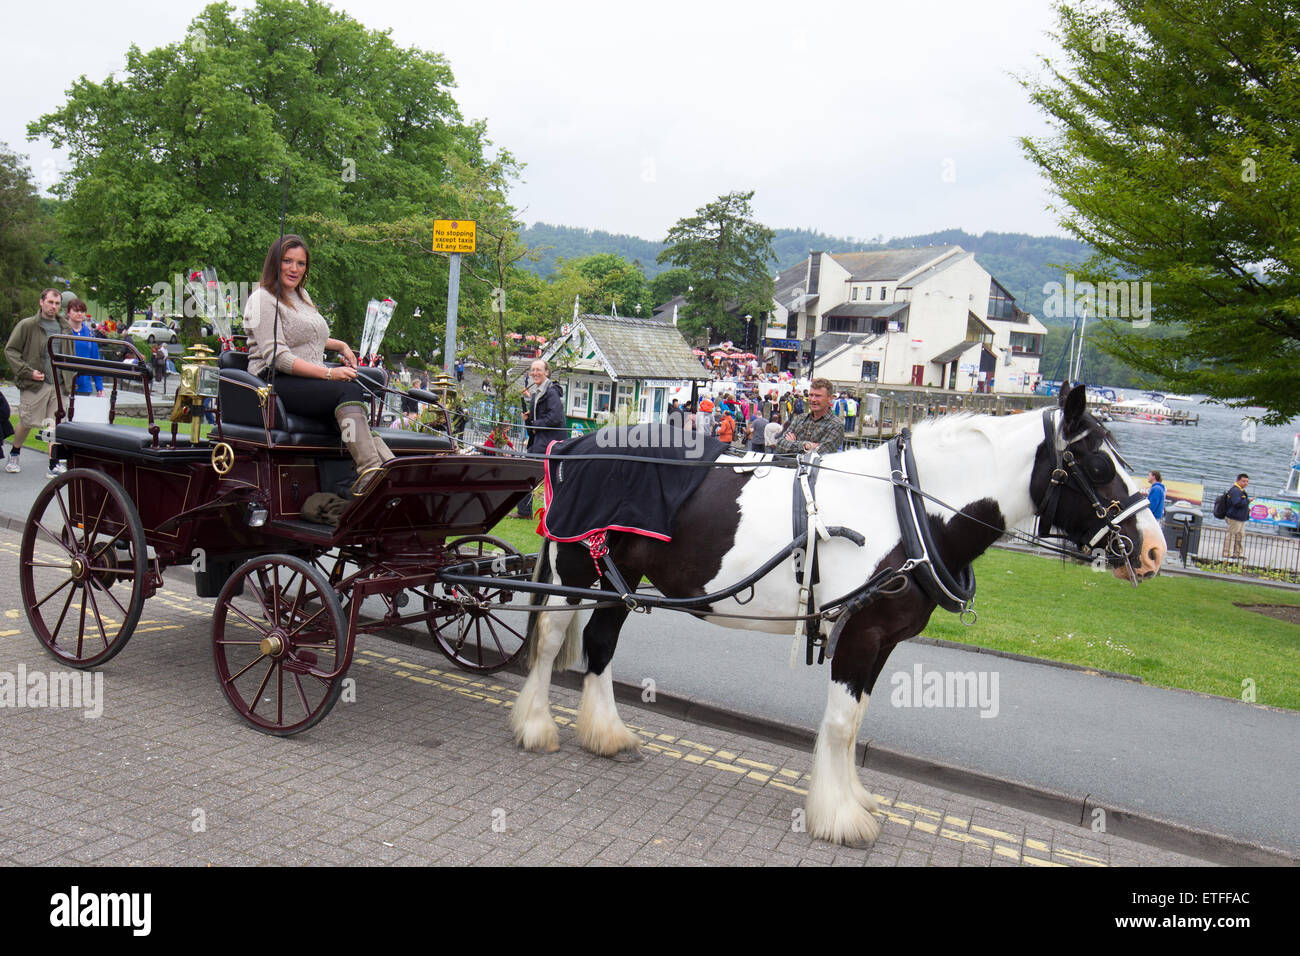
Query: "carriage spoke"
82 581 111 651
277 664 284 726
481 616 510 661
285 604 329 641
87 572 131 619
32 575 75 611
292 672 310 716
226 603 273 636
48 585 76 648
88 531 128 566
33 520 74 553
246 660 276 715
53 488 75 545
81 490 111 554
226 652 270 683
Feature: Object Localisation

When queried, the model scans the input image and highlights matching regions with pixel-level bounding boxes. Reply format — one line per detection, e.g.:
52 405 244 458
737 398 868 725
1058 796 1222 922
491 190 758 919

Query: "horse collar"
889 429 977 615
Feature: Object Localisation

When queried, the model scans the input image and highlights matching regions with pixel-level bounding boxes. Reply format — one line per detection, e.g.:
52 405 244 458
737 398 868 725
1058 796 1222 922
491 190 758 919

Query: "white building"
767 246 1047 393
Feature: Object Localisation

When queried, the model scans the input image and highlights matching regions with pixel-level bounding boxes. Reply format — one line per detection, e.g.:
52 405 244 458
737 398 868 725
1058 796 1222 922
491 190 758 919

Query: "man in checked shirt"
769 378 844 455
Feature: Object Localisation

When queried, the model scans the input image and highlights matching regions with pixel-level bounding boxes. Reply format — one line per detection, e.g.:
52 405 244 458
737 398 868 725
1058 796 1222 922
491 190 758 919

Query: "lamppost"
744 314 752 352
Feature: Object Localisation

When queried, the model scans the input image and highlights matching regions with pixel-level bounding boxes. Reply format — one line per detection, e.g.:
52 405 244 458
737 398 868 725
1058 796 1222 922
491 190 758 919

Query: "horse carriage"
21 336 543 735
20 333 1166 844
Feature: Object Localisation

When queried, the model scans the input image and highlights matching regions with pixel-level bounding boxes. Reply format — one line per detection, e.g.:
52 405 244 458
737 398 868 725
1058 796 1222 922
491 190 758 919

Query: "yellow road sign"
432 219 476 254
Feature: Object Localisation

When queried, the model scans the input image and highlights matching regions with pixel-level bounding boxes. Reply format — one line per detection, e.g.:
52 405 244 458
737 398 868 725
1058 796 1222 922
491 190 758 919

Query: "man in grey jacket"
5 289 71 476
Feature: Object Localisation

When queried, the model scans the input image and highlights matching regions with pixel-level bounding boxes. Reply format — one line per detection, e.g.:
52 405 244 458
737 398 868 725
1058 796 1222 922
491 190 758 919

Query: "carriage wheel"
425 535 529 673
212 554 349 736
20 469 148 668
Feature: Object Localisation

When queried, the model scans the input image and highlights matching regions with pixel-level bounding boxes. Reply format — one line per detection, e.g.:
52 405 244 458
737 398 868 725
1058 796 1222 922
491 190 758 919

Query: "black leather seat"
217 350 341 448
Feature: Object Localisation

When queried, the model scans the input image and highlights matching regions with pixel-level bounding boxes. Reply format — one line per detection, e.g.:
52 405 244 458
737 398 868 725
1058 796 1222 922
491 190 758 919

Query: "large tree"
0 144 55 362
30 0 505 349
657 190 776 343
1021 0 1300 422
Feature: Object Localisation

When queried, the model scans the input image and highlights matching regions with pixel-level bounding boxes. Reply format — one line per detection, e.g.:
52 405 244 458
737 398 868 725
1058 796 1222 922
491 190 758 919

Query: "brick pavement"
0 530 1209 865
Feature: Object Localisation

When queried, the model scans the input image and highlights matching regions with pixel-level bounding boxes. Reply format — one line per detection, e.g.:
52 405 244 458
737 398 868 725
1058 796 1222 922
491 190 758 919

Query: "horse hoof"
611 748 645 764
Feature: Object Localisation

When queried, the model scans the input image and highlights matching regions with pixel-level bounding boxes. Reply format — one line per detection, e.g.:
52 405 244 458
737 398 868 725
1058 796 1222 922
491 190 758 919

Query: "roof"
931 341 978 365
773 261 810 310
546 313 709 382
821 301 910 319
829 246 961 282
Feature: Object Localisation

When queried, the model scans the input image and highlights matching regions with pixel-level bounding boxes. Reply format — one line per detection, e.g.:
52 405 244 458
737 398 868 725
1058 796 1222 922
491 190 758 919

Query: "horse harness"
575 407 1150 667
803 408 1149 664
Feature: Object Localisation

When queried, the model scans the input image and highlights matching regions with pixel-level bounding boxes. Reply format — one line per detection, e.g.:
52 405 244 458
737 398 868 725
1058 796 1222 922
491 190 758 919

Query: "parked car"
124 319 179 344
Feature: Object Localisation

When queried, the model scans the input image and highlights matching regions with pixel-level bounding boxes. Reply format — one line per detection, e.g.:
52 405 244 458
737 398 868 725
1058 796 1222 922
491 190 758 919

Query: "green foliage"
520 223 667 280
1021 0 1300 423
657 190 776 343
30 0 502 360
647 268 692 310
0 144 56 376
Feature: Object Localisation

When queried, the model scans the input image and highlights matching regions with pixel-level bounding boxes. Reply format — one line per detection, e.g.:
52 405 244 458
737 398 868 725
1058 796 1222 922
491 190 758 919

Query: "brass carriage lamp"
170 343 220 442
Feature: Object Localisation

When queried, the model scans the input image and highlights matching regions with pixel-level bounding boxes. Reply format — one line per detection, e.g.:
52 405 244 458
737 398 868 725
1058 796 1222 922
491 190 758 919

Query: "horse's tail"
526 540 585 671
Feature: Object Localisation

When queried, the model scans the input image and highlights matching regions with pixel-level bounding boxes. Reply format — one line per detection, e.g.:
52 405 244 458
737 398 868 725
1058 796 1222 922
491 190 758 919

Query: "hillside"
518 222 1091 325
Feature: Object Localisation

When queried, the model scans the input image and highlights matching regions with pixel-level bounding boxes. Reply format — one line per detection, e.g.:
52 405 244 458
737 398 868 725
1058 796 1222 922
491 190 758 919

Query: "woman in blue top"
1146 470 1165 520
65 299 102 397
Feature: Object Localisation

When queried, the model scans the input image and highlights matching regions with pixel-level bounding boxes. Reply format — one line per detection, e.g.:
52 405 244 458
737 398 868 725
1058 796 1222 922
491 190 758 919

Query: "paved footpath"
0 527 1206 867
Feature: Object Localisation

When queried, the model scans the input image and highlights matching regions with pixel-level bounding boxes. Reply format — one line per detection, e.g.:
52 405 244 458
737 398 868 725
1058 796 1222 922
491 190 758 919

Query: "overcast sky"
1 0 1072 244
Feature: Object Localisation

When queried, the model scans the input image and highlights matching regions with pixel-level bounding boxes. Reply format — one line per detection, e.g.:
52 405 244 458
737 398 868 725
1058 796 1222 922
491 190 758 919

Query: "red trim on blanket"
539 438 674 544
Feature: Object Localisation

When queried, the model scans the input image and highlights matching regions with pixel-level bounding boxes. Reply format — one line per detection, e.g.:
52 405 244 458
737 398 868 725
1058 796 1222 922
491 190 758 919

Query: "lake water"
1099 395 1296 516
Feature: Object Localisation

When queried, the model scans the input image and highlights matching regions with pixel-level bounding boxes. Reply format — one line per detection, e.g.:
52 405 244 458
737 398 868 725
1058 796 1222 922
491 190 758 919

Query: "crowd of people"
662 378 849 456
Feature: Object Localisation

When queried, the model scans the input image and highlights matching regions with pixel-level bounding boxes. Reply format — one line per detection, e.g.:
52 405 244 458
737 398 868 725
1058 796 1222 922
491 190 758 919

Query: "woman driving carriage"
244 235 393 493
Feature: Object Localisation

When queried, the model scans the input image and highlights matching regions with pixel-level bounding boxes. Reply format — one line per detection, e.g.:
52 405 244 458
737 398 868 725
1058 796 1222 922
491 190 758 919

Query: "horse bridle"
1034 407 1150 577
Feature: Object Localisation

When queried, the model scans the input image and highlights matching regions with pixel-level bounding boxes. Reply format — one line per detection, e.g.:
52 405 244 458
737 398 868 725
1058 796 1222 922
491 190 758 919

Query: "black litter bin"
1163 509 1202 565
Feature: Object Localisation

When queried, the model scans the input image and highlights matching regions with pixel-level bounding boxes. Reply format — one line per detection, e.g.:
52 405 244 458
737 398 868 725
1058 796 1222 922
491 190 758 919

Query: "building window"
593 381 612 413
988 280 1016 320
851 287 859 301
879 286 887 301
861 360 880 382
1009 332 1042 355
616 382 635 409
568 380 589 417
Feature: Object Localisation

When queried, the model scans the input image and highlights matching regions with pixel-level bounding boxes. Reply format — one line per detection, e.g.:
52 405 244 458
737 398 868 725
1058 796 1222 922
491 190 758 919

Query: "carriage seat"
218 350 340 447
56 421 193 453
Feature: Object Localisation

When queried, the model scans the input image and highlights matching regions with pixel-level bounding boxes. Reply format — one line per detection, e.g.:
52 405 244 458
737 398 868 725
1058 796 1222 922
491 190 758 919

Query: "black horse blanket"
540 425 730 542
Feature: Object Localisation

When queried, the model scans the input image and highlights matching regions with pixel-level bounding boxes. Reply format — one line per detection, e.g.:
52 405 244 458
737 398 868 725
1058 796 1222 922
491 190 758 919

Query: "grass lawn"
484 517 1300 711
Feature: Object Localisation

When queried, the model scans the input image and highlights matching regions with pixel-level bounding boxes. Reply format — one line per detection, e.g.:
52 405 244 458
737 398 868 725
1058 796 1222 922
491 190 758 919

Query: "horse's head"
1032 384 1166 582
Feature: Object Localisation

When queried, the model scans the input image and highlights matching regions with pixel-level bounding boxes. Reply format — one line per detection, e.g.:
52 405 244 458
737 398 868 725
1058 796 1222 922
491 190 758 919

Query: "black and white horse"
510 385 1165 845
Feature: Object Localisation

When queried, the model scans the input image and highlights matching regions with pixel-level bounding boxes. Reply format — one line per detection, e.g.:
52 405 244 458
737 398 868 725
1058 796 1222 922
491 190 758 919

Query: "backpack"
1212 491 1229 520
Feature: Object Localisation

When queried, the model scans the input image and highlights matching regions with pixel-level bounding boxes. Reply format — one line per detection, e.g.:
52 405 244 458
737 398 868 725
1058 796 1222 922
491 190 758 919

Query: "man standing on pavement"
1224 474 1251 560
516 358 565 518
5 289 72 476
769 378 844 456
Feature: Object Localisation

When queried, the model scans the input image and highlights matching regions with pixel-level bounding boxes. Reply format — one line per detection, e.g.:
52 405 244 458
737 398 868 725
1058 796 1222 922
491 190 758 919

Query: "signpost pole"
444 252 461 373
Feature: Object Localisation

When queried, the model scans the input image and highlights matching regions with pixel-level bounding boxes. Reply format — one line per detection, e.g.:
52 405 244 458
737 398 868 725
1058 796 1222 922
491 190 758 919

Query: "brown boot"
335 403 388 495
